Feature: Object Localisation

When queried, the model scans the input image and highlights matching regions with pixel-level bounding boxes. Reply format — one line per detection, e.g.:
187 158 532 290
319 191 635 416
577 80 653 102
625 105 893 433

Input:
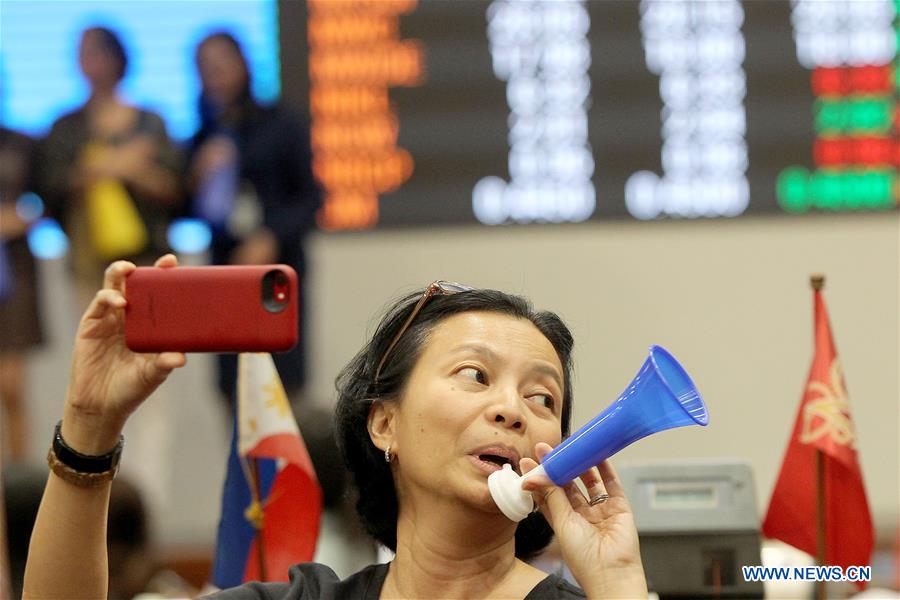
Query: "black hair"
83 26 128 81
334 287 574 560
195 31 256 132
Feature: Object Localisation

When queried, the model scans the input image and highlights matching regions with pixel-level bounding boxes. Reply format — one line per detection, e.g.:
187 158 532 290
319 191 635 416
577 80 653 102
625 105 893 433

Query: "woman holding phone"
23 256 647 599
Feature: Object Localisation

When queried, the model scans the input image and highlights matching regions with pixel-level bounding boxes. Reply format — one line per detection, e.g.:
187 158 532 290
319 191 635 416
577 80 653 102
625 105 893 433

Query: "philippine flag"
212 353 321 588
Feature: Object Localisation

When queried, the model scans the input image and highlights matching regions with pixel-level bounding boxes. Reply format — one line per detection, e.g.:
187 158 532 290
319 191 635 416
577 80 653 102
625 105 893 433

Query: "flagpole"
237 353 268 582
247 458 268 582
810 274 827 600
815 450 826 600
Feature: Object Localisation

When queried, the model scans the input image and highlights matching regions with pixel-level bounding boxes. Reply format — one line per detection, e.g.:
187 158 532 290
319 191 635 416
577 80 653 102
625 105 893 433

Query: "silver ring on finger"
588 493 609 506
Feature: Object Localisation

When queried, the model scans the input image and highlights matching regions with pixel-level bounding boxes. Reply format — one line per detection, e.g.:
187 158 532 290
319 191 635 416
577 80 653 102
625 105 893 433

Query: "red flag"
762 280 873 589
238 353 321 582
212 352 321 587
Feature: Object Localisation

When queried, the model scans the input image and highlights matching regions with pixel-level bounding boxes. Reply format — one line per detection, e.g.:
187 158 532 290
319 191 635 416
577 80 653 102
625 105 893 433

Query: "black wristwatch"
52 421 124 473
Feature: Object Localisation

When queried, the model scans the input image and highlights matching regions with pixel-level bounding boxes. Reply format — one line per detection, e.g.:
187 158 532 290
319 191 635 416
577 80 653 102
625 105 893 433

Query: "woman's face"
385 311 565 513
78 31 121 89
197 38 248 109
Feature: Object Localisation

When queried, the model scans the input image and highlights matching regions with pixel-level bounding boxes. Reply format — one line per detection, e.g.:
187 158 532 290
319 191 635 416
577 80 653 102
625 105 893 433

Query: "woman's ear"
367 399 398 453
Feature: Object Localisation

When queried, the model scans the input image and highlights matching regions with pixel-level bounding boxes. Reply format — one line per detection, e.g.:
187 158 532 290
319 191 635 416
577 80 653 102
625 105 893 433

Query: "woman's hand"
520 443 648 598
190 136 237 187
230 228 278 265
81 138 155 182
0 203 29 239
62 255 186 454
110 137 157 181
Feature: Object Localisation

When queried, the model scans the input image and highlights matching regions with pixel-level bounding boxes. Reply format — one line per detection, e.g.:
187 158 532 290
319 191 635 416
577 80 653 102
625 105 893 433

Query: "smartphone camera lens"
262 269 290 313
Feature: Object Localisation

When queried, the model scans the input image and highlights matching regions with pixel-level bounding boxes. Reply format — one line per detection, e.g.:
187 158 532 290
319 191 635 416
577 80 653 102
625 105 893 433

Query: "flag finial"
810 274 825 291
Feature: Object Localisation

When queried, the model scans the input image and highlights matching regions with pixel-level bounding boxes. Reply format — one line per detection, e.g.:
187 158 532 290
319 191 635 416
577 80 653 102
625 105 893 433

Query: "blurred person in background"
0 127 44 463
5 463 194 599
186 32 321 405
3 463 45 599
40 26 182 310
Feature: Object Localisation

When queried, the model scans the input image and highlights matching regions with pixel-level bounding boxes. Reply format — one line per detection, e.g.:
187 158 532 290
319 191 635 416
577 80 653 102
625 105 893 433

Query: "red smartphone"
125 265 298 353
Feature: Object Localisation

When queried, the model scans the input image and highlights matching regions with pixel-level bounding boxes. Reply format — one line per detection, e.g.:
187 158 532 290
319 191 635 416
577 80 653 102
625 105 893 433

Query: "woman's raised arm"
23 256 186 599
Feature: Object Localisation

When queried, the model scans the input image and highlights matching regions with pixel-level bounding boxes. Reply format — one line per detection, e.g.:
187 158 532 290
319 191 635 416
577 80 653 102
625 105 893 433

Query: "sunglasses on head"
374 280 474 383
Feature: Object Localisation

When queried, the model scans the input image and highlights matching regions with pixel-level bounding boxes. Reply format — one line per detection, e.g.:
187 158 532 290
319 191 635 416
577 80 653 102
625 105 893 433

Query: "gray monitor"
619 460 764 599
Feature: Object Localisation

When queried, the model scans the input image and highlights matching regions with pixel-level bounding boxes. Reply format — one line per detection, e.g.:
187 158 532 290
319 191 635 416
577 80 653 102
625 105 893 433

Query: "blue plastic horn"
488 345 709 521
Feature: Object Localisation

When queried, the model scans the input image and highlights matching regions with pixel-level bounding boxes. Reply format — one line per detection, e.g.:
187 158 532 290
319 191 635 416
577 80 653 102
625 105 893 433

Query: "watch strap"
47 448 118 487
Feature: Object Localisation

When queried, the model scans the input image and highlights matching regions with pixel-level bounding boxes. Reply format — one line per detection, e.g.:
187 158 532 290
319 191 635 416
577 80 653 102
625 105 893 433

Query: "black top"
40 106 182 263
187 103 321 275
205 563 586 600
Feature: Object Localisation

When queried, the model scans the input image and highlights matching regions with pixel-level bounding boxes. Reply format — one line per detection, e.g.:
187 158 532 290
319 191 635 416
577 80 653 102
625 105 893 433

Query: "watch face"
53 422 122 473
